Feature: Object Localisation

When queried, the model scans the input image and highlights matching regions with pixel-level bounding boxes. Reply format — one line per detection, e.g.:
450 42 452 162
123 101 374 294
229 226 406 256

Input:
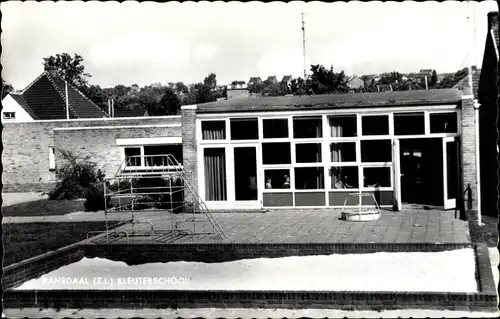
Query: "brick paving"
88 208 471 245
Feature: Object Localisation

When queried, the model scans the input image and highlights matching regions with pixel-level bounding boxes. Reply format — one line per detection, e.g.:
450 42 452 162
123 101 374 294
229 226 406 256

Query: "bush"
48 150 105 200
84 182 111 212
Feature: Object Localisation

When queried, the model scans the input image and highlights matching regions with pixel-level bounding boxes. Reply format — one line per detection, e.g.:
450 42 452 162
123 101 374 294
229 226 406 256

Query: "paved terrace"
88 208 470 245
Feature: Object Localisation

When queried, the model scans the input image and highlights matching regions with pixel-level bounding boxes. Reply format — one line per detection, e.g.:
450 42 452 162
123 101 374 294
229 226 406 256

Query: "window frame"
3 111 16 119
122 144 183 170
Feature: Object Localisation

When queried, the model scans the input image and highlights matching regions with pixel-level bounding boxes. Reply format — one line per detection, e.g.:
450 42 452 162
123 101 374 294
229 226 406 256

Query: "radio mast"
302 13 307 79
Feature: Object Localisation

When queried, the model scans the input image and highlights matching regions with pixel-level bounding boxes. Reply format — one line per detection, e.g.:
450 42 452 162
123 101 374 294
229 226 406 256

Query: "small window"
361 140 392 162
124 147 141 167
331 166 359 189
49 147 56 170
430 113 458 133
202 121 226 140
394 113 425 135
296 143 322 163
263 118 288 138
330 142 356 162
293 116 322 138
262 142 291 164
295 167 324 190
3 112 15 119
363 167 391 188
264 169 291 189
329 115 357 137
230 118 258 140
144 144 183 166
362 115 389 135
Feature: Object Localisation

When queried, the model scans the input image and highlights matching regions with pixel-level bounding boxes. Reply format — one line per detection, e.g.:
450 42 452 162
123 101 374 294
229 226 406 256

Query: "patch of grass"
2 199 85 217
481 215 499 247
2 221 121 266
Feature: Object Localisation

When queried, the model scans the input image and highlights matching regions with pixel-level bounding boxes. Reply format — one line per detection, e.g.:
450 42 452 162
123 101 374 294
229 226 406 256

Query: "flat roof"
196 89 464 114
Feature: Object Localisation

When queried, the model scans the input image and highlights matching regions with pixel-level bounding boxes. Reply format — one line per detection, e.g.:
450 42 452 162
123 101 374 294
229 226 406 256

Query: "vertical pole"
302 13 307 80
65 81 69 119
104 180 109 244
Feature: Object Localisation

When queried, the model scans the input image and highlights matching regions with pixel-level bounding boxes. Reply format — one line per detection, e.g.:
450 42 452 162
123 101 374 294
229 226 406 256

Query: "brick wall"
181 106 198 206
460 96 479 220
2 117 181 192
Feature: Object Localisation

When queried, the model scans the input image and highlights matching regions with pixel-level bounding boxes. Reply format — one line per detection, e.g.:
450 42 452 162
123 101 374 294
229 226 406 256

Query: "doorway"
233 147 258 201
399 138 443 206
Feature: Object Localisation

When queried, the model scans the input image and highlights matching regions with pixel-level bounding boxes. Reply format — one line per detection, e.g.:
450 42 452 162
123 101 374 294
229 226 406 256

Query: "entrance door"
443 137 459 209
393 139 402 211
233 146 260 207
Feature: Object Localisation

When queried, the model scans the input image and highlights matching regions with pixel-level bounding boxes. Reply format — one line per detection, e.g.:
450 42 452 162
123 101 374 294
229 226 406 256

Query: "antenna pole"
302 13 307 79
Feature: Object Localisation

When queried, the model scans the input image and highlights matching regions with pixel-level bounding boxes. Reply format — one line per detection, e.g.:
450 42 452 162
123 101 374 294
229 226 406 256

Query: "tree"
157 87 181 115
430 70 438 87
203 73 217 90
309 64 349 94
80 85 109 111
175 82 189 94
42 53 91 89
2 80 14 99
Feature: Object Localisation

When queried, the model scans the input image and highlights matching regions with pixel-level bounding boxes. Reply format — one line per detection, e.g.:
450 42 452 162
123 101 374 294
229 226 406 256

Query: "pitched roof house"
1 69 108 122
281 75 293 84
248 77 263 86
265 75 278 84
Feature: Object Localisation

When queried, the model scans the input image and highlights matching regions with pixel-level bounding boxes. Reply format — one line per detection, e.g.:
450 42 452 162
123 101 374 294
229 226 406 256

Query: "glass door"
232 145 261 209
443 137 458 209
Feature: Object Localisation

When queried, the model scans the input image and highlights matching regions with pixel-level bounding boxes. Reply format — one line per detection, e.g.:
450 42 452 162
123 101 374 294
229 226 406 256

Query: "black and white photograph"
1 1 499 318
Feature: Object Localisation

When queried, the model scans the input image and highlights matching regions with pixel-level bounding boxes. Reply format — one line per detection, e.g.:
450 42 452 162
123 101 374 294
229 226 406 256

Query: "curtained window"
329 115 357 137
330 142 356 162
202 121 226 140
204 148 227 201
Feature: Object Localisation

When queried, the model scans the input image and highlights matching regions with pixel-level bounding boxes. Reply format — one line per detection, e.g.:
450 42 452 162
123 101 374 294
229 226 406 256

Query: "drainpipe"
65 80 69 119
474 100 481 225
424 76 428 90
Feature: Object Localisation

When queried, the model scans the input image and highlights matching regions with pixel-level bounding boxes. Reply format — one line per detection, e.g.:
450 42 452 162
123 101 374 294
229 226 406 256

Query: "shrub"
48 150 105 200
84 182 111 212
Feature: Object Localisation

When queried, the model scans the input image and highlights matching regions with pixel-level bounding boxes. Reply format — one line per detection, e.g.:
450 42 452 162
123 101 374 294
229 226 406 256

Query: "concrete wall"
2 117 181 192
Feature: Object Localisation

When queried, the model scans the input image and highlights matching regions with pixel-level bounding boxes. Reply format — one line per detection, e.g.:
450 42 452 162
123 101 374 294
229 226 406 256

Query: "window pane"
296 143 322 163
204 148 227 201
293 116 322 138
394 113 425 135
230 118 258 140
430 113 458 133
363 167 391 187
202 121 226 140
361 140 392 162
330 142 356 162
262 142 291 164
329 115 357 137
362 115 389 135
263 119 288 138
264 169 291 189
144 144 183 166
295 167 324 189
331 166 359 189
125 147 141 166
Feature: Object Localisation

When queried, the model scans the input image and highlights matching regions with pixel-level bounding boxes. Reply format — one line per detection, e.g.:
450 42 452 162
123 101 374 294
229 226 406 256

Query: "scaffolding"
91 154 227 244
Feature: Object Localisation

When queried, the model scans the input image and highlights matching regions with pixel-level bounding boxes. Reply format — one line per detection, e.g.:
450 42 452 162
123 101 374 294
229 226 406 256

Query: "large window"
230 118 258 140
361 140 392 163
263 118 288 138
295 167 324 190
330 142 356 162
202 121 226 140
262 142 291 164
330 166 358 189
293 116 322 138
329 115 357 137
124 144 183 168
204 148 227 201
394 113 425 135
430 112 458 133
296 143 322 163
49 147 56 170
362 115 389 136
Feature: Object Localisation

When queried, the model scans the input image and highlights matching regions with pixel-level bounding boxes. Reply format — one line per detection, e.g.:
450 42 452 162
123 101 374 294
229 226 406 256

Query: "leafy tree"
2 80 14 99
203 73 217 91
42 53 91 89
156 87 181 115
80 85 109 111
309 64 349 94
436 67 468 88
175 82 189 94
430 70 438 87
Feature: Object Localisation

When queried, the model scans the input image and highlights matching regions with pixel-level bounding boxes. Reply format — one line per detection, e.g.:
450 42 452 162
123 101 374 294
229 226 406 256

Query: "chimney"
424 76 428 90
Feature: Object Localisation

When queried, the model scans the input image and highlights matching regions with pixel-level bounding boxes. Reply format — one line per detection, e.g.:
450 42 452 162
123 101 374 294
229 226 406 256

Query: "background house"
347 76 365 91
265 75 278 84
1 69 108 123
248 77 262 86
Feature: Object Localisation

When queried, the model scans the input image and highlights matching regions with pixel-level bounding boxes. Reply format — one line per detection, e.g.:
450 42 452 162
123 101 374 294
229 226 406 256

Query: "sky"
1 1 498 90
